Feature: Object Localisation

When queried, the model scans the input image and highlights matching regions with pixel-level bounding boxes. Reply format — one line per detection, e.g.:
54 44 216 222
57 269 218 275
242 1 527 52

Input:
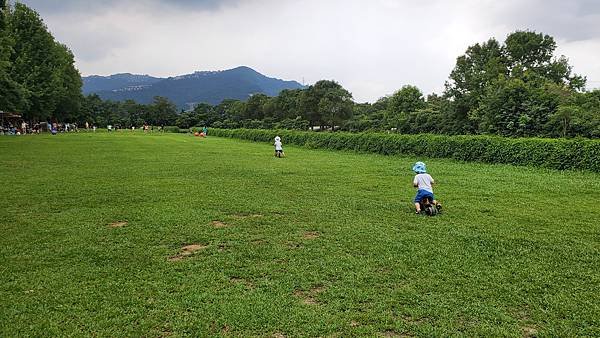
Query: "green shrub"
163 126 185 133
209 129 600 172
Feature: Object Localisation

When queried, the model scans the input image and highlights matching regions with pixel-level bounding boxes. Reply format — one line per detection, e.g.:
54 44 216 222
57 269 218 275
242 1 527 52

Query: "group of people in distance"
272 136 441 214
0 121 80 135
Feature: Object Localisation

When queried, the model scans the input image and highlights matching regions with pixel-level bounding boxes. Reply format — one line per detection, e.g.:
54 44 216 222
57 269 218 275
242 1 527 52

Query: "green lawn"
1 132 599 337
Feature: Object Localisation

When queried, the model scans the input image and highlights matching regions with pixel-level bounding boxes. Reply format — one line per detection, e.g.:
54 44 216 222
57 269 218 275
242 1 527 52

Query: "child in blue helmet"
412 161 439 214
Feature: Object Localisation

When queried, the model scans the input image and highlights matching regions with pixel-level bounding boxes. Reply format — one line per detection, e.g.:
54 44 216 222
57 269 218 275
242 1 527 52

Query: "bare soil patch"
377 267 392 274
181 244 208 253
401 315 426 325
158 327 173 337
221 325 230 335
522 326 538 337
272 333 286 338
230 276 254 289
311 286 326 293
168 243 208 261
286 241 304 249
108 221 128 228
294 285 326 305
512 306 537 337
211 220 229 228
350 321 360 327
303 231 320 239
251 239 266 245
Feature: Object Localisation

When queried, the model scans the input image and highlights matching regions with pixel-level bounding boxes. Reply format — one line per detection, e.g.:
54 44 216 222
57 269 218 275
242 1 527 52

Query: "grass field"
1 132 599 337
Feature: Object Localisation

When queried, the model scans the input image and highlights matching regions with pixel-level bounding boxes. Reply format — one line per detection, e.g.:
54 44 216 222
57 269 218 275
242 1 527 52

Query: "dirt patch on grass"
221 325 230 335
350 321 360 327
294 291 318 305
168 243 209 261
522 326 538 337
286 241 304 249
311 286 326 293
401 315 426 325
294 286 326 305
211 220 229 228
303 231 320 239
108 221 128 228
272 333 286 338
512 306 538 337
158 327 173 337
251 239 266 245
379 269 392 275
182 244 207 253
230 276 254 289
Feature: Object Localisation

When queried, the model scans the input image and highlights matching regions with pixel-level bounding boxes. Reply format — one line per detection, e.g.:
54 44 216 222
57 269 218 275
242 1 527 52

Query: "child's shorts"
414 189 434 203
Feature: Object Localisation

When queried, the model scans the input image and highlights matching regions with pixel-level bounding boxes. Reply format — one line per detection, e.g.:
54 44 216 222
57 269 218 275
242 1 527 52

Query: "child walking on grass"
412 161 440 214
274 136 284 158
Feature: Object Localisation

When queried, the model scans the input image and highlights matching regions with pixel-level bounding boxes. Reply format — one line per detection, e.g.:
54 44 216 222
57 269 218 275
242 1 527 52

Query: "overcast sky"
18 0 600 102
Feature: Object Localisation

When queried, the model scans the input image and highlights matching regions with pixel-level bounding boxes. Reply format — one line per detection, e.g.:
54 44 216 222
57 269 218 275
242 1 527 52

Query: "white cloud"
21 0 600 102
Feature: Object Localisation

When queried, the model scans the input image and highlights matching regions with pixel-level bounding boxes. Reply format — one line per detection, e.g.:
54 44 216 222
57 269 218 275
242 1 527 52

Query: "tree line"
2 2 600 138
0 1 81 122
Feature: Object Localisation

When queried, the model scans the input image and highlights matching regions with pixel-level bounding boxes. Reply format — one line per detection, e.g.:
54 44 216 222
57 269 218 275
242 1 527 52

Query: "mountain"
83 73 162 94
82 66 305 109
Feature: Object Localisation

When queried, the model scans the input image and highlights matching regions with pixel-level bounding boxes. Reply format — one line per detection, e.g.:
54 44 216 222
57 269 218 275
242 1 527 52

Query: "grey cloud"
9 0 600 101
490 0 600 42
17 0 238 14
574 0 600 16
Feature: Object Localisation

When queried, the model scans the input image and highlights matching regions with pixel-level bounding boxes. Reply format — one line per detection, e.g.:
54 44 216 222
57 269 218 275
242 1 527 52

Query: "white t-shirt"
274 141 283 151
413 173 434 193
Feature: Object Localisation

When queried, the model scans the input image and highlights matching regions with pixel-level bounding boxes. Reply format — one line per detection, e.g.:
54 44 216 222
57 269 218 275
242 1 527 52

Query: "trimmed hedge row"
210 128 600 172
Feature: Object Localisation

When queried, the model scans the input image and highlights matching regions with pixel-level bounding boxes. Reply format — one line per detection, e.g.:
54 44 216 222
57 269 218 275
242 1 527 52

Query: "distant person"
203 126 208 136
85 121 89 130
93 125 97 132
412 161 440 214
274 136 284 158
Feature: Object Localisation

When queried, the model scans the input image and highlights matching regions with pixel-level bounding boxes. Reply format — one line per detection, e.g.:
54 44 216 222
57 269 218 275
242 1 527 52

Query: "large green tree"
0 0 27 112
8 3 82 122
244 93 268 120
150 96 177 126
445 30 586 136
386 85 426 132
52 43 82 121
301 80 353 130
444 38 507 133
